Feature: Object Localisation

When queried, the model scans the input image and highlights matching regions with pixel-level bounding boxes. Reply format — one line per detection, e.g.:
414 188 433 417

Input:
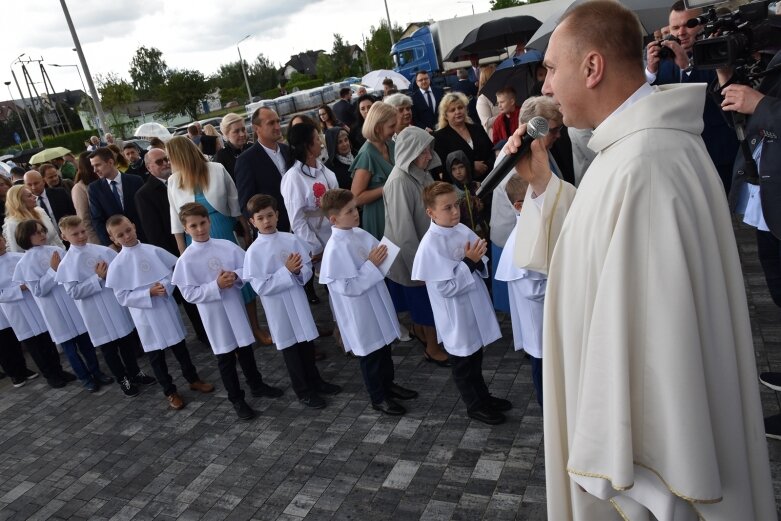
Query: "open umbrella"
480 50 545 103
30 146 71 165
460 16 543 54
134 122 173 142
361 69 411 91
443 43 504 63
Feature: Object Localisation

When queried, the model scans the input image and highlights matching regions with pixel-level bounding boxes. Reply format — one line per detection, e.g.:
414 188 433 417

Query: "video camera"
658 35 682 60
685 0 781 72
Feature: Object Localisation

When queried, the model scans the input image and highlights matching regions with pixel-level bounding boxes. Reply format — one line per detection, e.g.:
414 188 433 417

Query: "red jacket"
491 107 521 145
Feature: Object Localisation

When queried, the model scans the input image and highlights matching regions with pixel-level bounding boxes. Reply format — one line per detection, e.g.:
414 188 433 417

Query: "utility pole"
4 81 31 148
10 59 43 147
384 0 395 46
237 35 253 105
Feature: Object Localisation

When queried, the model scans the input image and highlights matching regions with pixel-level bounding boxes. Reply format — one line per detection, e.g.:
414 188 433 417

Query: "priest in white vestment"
506 2 776 519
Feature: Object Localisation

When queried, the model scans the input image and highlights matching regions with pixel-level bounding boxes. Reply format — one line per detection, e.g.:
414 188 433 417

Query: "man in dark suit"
134 147 208 344
410 70 444 131
123 142 148 180
235 107 291 231
23 170 75 225
453 68 479 124
88 147 146 246
332 88 357 128
645 1 739 192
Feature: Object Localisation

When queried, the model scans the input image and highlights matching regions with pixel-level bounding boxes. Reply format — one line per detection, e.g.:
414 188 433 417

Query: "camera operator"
645 1 740 192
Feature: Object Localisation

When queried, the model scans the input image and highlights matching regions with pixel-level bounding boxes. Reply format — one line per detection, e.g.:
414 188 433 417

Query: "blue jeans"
60 332 101 384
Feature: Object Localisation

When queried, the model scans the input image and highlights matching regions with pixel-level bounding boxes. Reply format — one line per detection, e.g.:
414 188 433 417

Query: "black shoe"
300 393 326 409
11 376 27 388
485 396 512 412
317 382 342 395
84 380 99 393
96 373 114 385
372 398 406 416
131 371 156 386
0 371 6 379
766 414 781 440
468 406 506 425
119 377 140 397
305 283 320 304
233 400 256 421
24 369 39 380
47 377 67 389
60 371 77 382
388 383 418 400
250 382 284 398
423 351 453 368
760 372 781 392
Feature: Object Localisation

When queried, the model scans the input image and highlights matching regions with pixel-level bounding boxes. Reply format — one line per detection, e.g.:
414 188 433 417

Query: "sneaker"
300 393 326 409
24 369 39 380
485 396 513 412
11 376 26 388
250 382 284 398
233 400 255 421
119 377 140 397
95 373 114 385
189 380 215 393
84 380 99 393
167 392 185 410
760 372 781 392
60 371 77 383
131 371 156 386
765 414 781 440
317 382 342 396
47 377 67 389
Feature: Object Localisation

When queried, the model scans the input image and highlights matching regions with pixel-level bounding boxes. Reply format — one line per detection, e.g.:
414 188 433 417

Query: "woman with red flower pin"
281 122 339 304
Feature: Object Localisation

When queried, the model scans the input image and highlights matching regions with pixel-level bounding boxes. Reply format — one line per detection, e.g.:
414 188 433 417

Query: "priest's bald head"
542 0 647 129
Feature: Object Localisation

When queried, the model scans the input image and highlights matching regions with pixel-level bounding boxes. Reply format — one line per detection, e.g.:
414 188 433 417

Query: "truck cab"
391 26 439 84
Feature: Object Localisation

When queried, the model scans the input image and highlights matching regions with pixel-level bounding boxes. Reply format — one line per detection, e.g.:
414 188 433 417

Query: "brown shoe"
189 380 215 393
254 328 273 346
167 392 185 410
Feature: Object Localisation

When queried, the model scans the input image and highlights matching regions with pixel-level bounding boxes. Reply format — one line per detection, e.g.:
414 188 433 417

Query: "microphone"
475 116 549 198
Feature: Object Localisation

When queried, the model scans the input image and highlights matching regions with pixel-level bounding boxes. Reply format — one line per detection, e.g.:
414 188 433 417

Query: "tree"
316 53 336 82
159 69 210 121
129 46 168 100
489 0 523 8
366 21 404 70
249 53 279 93
96 73 136 137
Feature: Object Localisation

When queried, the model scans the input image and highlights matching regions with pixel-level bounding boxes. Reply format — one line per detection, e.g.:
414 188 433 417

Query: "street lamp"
3 80 31 148
10 54 43 147
236 35 253 105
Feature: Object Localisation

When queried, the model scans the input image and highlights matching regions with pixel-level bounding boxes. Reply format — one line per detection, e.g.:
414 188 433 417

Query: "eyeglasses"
154 157 170 166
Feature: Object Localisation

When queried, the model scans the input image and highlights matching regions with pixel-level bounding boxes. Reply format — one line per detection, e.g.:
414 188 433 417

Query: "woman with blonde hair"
166 136 268 344
350 101 398 239
201 124 223 156
2 185 64 252
476 64 501 140
214 113 250 180
433 92 494 182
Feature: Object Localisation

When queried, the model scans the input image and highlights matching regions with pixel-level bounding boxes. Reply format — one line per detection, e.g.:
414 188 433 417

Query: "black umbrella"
480 50 544 103
460 15 542 54
443 43 503 63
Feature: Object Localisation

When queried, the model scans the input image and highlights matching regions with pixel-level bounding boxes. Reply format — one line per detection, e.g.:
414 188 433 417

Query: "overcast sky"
3 0 492 100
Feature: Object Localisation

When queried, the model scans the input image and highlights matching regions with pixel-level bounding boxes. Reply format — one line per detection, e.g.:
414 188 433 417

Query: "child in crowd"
446 151 488 239
55 216 155 396
105 215 214 410
244 194 341 409
172 203 282 421
319 189 418 416
12 220 108 393
495 175 545 406
411 182 510 425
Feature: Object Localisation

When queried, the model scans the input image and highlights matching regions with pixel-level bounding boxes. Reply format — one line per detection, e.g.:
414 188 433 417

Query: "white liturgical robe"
106 242 186 352
411 221 501 357
0 252 48 341
55 243 134 347
319 227 400 356
172 238 253 354
12 245 86 344
244 231 318 350
513 83 776 520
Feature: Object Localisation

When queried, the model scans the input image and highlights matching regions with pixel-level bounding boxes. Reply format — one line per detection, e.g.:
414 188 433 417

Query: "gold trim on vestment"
545 178 564 264
609 499 631 521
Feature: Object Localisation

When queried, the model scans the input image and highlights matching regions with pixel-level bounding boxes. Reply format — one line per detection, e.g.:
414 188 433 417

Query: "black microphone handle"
475 137 533 198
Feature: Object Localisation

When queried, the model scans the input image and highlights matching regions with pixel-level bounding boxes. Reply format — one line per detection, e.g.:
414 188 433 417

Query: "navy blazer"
411 86 444 130
88 172 146 246
234 141 291 231
134 176 178 256
44 186 76 225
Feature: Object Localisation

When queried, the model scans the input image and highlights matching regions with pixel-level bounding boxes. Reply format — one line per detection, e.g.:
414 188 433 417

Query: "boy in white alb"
244 194 341 409
55 216 153 396
412 182 511 425
494 175 545 406
105 215 215 410
172 202 283 421
319 189 418 416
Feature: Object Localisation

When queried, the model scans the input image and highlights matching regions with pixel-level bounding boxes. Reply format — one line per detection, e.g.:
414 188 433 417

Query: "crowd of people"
0 0 780 517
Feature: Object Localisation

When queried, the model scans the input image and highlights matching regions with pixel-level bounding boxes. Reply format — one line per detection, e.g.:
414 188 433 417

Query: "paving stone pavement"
0 219 779 520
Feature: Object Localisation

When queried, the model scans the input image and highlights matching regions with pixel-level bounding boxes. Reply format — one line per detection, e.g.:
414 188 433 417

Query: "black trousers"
21 332 63 380
147 340 199 396
0 327 30 379
359 345 395 404
282 341 322 398
98 333 141 381
215 345 263 403
173 288 207 341
757 229 781 308
450 348 490 412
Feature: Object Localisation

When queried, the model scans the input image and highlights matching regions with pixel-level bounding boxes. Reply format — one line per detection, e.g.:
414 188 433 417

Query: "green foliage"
489 0 547 7
158 69 210 121
129 46 169 100
366 20 404 70
95 73 136 137
250 54 280 93
316 53 337 82
219 86 247 105
41 129 94 153
208 53 279 103
287 77 325 92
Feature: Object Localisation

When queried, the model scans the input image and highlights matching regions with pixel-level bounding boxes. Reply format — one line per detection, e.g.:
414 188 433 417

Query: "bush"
42 130 95 154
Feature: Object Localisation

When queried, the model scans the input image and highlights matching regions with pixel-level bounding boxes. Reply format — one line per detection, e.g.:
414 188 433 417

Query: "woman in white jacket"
2 185 64 253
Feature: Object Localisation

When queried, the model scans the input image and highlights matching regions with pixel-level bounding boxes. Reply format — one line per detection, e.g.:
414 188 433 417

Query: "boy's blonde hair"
504 174 529 203
320 189 354 217
105 214 131 232
58 215 83 233
422 181 456 209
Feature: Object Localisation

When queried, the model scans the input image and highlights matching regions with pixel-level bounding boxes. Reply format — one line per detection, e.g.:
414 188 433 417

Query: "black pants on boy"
216 345 263 403
450 348 490 411
359 345 395 404
0 327 30 379
147 340 199 396
173 288 208 342
99 333 141 381
21 332 63 380
282 341 322 398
